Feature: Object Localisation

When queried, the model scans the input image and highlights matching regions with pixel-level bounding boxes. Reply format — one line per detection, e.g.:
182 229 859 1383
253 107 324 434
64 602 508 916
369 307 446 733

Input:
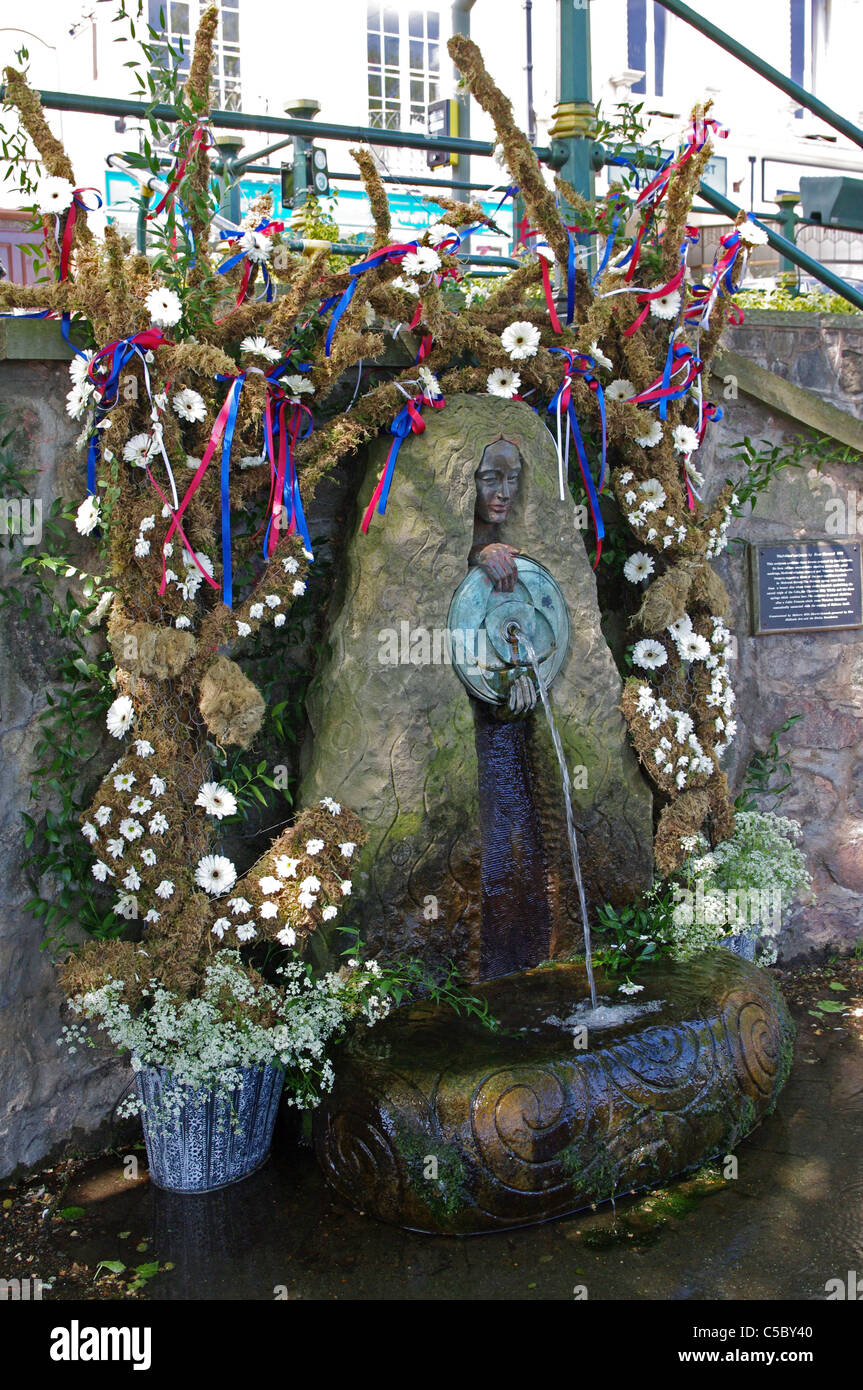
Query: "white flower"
141 848 157 867
340 880 352 897
149 812 169 835
391 275 420 297
128 796 152 815
277 925 297 946
605 379 635 402
292 580 306 597
123 434 155 468
135 538 151 558
114 894 139 921
339 842 356 859
240 229 271 264
228 897 252 916
635 419 663 449
401 246 440 277
300 874 321 894
145 287 182 329
236 922 257 942
632 639 668 671
678 631 711 662
175 615 191 629
623 552 655 584
75 495 100 536
274 613 286 629
34 176 75 215
259 875 284 895
106 695 135 739
149 776 166 797
81 821 98 845
249 603 264 620
283 556 299 574
320 797 341 816
236 621 252 637
322 906 338 922
672 424 699 455
153 879 174 899
264 594 281 608
211 918 229 941
618 980 645 996
260 900 279 919
501 321 541 361
195 782 238 819
274 857 299 879
66 382 93 423
94 806 112 827
172 388 207 423
92 860 113 882
240 335 281 363
418 365 441 399
589 342 614 372
119 818 144 842
283 374 315 397
650 289 681 320
297 890 316 910
123 867 141 891
425 222 457 247
486 367 521 399
737 217 768 247
106 838 125 860
185 454 202 471
639 478 667 512
306 839 324 856
194 854 237 896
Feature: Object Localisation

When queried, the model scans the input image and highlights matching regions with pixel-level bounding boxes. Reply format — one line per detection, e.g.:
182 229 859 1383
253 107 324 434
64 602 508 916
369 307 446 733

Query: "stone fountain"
303 395 794 1234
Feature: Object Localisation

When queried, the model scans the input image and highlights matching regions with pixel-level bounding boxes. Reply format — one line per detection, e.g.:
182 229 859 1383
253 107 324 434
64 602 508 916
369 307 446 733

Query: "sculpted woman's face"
474 441 521 526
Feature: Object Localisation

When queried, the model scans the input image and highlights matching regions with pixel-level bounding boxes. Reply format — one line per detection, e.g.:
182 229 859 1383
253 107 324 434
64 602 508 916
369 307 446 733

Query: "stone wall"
2 309 863 1178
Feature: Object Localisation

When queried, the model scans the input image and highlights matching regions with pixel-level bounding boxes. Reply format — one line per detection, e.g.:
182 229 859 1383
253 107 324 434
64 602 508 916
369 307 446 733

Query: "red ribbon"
622 263 686 336
149 124 213 219
56 188 101 280
159 384 239 595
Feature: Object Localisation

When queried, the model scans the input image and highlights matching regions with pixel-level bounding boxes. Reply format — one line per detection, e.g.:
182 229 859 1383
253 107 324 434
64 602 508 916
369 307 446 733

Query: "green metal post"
551 0 595 272
775 192 800 289
215 134 244 224
451 0 476 229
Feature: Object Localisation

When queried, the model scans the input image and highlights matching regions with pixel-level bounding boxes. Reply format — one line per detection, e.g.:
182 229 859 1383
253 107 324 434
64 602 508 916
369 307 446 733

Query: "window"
148 0 241 111
367 5 440 131
626 0 666 99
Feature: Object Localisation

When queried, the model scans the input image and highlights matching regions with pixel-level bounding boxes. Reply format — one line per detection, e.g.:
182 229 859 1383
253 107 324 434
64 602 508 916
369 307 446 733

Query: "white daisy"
172 388 207 423
149 776 166 796
249 603 264 620
114 893 139 921
264 594 281 608
134 538 150 558
228 897 252 916
678 632 711 662
145 286 182 329
75 495 100 536
119 818 144 841
106 838 125 860
274 857 300 879
391 275 420 296
141 848 157 867
292 581 306 597
149 812 169 835
128 796 152 815
486 366 521 399
236 621 252 637
283 556 299 574
401 246 440 277
605 379 635 402
623 552 655 584
94 806 111 826
299 875 321 894
635 419 663 449
639 478 667 511
259 875 284 895
106 695 135 739
589 342 614 372
175 616 191 629
236 922 257 942
320 797 341 816
650 289 681 320
211 918 230 940
339 842 356 859
632 638 668 671
155 879 174 899
283 374 315 397
194 854 237 896
81 821 98 845
306 839 325 856
34 176 75 215
277 925 298 946
92 860 113 882
240 335 281 363
123 867 141 891
123 434 155 468
195 782 238 819
501 320 541 361
672 424 699 455
260 900 279 918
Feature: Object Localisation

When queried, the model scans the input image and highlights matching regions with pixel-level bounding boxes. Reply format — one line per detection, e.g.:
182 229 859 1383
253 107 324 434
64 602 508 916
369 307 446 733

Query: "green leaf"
59 1206 86 1219
95 1259 126 1277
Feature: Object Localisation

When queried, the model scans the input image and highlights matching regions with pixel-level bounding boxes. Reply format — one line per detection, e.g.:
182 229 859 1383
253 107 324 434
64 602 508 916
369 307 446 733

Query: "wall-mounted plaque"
749 539 863 635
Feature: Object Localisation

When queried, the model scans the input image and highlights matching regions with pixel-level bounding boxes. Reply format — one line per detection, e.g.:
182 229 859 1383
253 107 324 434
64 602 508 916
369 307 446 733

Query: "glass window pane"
148 1 165 31
170 1 189 34
427 42 439 71
367 32 381 63
384 35 398 65
409 40 423 70
222 11 239 42
368 73 381 97
223 54 240 77
428 79 439 102
369 109 383 129
385 74 399 98
428 12 439 40
409 11 423 37
367 2 380 26
410 78 424 103
383 8 399 33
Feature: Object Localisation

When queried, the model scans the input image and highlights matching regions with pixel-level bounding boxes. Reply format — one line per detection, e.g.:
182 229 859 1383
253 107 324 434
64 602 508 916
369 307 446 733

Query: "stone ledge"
711 346 863 454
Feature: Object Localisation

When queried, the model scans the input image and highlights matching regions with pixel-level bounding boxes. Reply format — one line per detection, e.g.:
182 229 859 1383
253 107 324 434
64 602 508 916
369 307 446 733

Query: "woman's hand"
508 673 537 715
477 542 518 592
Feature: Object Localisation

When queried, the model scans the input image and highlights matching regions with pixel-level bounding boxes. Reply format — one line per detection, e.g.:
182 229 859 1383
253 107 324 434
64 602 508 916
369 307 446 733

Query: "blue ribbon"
325 241 422 355
378 403 417 516
548 350 605 558
262 397 314 559
216 376 244 609
591 209 621 289
566 229 576 325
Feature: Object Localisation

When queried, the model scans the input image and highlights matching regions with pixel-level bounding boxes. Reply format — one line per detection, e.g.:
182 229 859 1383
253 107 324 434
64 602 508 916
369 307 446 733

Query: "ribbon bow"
84 328 166 495
218 218 285 307
324 241 421 356
548 349 605 569
262 384 314 559
52 187 102 280
360 392 444 533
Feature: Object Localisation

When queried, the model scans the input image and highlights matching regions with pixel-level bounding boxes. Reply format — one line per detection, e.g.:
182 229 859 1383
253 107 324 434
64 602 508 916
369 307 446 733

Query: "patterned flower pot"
723 926 760 961
135 1061 284 1194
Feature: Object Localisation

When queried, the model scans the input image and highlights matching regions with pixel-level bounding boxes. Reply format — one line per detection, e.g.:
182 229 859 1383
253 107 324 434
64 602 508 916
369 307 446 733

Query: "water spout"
510 622 598 1009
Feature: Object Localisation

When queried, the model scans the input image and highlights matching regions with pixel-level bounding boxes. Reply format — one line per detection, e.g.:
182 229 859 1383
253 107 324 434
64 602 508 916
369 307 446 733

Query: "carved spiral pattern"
470 1065 586 1191
724 993 783 1097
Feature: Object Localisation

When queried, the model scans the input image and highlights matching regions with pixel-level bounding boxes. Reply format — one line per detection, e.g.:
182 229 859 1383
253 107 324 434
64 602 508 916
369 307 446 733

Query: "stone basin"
313 952 794 1235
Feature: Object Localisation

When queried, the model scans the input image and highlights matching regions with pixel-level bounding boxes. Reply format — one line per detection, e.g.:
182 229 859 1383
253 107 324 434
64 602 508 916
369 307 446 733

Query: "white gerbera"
623 552 655 584
274 856 299 879
306 839 325 856
339 842 356 859
486 366 521 399
260 900 279 918
650 289 681 320
401 246 440 277
75 495 100 536
589 342 614 372
155 880 175 899
172 388 207 423
672 424 699 455
283 374 315 397
144 286 182 328
236 922 257 942
123 434 155 468
106 695 135 739
322 906 338 922
240 229 271 264
240 335 281 362
320 797 341 815
259 875 284 895
501 321 541 361
418 365 441 399
425 222 457 247
632 638 668 671
639 478 667 511
34 176 75 215
66 384 92 420
194 854 237 896
292 580 307 597
678 631 711 662
635 419 663 449
605 379 635 402
195 782 238 819
91 860 113 882
737 217 768 247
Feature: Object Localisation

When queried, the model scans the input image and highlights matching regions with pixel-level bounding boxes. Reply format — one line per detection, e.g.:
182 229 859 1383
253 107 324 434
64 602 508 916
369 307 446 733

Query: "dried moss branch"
351 147 391 247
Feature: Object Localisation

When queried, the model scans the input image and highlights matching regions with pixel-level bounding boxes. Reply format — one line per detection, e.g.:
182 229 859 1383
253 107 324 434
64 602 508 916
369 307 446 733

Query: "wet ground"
4 957 863 1301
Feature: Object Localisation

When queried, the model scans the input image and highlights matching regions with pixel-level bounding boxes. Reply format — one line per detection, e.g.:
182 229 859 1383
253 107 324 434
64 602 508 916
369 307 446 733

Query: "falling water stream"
510 623 598 1009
